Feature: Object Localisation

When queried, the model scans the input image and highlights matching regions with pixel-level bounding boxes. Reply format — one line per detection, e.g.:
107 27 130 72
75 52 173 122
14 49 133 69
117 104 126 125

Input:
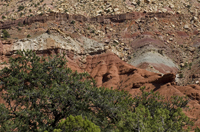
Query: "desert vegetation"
1 29 10 39
0 50 196 132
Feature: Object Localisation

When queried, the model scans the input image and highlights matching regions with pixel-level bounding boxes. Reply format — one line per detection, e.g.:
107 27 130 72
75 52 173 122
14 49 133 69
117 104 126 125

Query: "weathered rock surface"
128 37 178 74
0 12 190 29
130 51 178 74
3 33 105 56
0 0 198 20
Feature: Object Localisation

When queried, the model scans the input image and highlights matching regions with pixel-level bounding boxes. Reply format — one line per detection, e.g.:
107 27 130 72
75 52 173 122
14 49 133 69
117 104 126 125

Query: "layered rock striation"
0 12 188 29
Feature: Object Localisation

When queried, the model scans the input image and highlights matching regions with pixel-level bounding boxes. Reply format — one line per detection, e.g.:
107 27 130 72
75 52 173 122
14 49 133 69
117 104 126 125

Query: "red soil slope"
76 52 200 129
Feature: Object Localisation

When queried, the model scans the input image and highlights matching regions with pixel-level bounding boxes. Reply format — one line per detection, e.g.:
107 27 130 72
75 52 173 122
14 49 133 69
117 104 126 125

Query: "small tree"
0 50 133 131
0 50 95 131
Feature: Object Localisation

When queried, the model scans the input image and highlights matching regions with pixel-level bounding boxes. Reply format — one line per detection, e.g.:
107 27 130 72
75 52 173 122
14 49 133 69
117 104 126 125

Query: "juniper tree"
0 50 133 131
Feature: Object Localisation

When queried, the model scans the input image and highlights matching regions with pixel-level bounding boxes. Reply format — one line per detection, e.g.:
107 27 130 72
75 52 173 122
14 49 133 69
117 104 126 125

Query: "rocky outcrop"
83 52 174 89
0 0 197 21
128 38 178 74
1 33 106 56
0 13 86 29
0 12 184 29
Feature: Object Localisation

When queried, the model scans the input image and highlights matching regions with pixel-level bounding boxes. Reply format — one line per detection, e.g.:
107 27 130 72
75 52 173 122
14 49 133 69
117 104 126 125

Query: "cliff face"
0 12 175 29
1 11 200 85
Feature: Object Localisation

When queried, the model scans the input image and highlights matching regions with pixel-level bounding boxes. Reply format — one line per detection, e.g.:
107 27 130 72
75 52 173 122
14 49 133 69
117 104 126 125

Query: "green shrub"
18 5 24 12
2 29 10 39
27 34 31 38
136 0 141 5
115 87 192 132
18 22 23 27
2 15 6 19
17 27 22 31
91 30 95 33
20 12 23 17
185 62 188 67
52 115 101 132
70 20 75 24
179 73 184 78
116 104 190 132
195 127 200 132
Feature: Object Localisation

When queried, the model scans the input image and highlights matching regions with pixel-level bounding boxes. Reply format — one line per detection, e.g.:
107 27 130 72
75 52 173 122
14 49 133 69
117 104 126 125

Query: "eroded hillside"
1 0 200 130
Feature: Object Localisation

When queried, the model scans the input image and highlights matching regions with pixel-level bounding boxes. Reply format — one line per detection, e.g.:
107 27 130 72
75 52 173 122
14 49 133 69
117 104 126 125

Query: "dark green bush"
18 5 24 12
20 12 23 17
70 20 75 24
27 34 31 38
179 73 184 78
2 29 10 39
2 15 6 19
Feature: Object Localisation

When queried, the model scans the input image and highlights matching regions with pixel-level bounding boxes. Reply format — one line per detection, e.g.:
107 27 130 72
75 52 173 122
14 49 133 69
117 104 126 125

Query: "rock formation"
1 0 200 129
